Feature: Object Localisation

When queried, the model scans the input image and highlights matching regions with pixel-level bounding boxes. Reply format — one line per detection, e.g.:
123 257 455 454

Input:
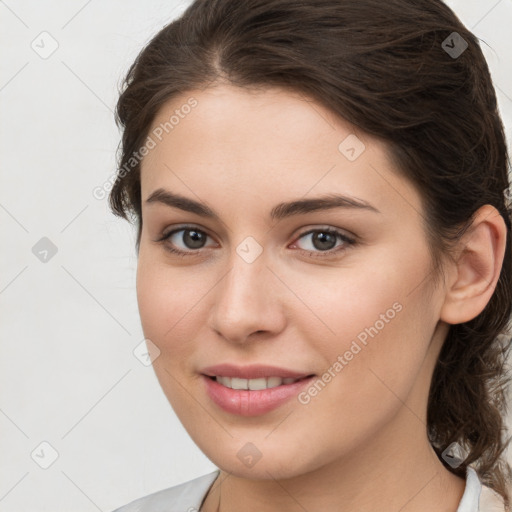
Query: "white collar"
457 466 482 512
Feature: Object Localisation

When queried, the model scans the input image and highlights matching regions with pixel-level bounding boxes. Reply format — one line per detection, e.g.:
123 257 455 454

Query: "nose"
207 250 287 345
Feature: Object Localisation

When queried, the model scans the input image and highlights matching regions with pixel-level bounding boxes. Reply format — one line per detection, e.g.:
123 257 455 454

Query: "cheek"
295 252 420 360
135 257 210 417
300 243 437 407
290 298 434 465
135 255 205 360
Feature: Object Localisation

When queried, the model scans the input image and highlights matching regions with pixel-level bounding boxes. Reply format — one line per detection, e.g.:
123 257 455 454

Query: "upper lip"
201 363 314 380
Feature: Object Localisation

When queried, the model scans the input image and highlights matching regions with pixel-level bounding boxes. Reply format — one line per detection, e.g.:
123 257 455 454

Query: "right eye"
156 226 216 257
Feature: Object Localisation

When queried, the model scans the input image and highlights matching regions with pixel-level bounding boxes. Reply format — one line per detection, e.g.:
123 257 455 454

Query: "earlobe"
440 205 507 325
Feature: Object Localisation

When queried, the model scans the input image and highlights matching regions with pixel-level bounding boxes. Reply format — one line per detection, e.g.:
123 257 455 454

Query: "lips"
200 363 316 416
200 363 312 380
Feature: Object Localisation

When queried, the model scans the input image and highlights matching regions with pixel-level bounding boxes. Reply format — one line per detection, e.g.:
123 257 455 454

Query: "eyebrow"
145 188 380 221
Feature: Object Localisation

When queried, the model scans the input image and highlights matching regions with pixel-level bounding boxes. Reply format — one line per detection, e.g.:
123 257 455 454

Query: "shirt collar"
457 466 482 512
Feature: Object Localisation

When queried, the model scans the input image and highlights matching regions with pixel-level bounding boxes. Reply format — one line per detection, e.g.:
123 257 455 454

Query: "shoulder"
461 466 507 512
479 483 507 512
111 470 220 512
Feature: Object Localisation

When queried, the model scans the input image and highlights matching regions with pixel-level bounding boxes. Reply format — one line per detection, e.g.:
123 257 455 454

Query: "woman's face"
137 84 450 478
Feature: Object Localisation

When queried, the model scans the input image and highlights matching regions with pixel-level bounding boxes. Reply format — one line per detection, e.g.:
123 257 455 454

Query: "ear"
440 205 508 325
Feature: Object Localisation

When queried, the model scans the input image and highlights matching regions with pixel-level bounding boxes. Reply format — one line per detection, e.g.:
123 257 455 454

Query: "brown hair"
109 0 512 505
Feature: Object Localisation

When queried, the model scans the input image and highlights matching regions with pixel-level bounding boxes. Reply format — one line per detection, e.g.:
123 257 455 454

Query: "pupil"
314 231 336 250
185 230 204 249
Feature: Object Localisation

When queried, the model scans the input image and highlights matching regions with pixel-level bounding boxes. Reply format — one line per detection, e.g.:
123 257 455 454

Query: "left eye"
156 226 355 258
291 228 355 255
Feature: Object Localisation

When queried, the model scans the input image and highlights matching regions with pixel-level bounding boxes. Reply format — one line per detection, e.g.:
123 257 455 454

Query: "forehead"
140 84 423 221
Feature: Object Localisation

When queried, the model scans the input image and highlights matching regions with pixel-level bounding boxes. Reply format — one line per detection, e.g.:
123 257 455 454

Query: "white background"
0 1 511 510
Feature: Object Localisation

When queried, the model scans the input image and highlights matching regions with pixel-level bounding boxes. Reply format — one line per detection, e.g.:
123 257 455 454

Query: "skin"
136 83 507 512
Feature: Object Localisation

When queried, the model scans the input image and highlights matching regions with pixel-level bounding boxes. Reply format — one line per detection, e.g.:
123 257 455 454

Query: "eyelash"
155 225 356 259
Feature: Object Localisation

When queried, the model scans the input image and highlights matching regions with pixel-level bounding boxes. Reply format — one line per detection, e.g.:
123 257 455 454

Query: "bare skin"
136 83 507 512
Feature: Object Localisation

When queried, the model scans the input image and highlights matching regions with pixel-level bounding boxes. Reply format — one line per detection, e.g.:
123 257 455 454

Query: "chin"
197 436 331 481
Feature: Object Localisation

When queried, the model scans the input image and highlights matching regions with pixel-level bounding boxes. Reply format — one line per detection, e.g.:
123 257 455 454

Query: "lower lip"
202 375 315 416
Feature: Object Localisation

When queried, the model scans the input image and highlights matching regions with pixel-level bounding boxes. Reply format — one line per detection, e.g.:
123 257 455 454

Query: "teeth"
218 376 231 388
267 376 283 388
214 376 302 390
248 378 267 390
231 377 248 390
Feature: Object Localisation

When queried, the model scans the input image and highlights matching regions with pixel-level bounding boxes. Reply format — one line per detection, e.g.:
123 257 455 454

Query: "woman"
109 0 512 510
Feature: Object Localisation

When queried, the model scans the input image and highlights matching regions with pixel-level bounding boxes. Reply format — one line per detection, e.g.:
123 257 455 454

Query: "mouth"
201 373 316 416
204 374 315 390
